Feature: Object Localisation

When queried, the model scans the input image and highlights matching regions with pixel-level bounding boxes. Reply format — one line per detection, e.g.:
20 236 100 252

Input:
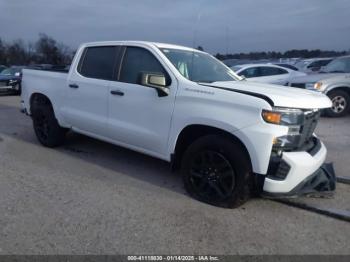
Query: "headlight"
263 108 304 152
305 82 316 89
314 82 323 90
9 79 17 84
262 108 304 126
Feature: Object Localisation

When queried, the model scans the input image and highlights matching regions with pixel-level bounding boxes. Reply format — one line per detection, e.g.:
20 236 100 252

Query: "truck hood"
290 73 344 84
206 81 332 109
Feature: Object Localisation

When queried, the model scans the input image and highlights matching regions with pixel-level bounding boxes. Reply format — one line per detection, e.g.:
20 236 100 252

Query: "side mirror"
141 73 169 97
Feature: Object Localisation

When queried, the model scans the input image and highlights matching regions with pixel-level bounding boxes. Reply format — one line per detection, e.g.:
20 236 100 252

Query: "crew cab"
21 41 335 208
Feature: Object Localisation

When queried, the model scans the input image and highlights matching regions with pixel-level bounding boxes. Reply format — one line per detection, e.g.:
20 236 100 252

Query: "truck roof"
81 41 198 52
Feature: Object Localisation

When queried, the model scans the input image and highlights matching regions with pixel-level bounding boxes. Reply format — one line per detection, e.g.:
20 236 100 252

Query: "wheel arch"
325 86 350 96
29 92 53 113
171 124 252 171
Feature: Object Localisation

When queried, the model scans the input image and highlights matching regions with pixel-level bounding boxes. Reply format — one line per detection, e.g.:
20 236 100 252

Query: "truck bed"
21 69 68 116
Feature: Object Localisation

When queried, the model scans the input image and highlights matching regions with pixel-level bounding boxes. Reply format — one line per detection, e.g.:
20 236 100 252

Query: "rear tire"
181 135 252 208
325 90 350 117
31 99 66 147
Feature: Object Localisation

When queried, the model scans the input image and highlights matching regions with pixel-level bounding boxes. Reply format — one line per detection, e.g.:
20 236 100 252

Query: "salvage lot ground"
0 94 349 255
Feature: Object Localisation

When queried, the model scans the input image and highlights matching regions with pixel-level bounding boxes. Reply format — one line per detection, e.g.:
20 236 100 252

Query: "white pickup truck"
21 41 336 208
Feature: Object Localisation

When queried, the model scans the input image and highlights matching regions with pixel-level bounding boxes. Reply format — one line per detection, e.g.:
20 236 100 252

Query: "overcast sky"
0 0 349 54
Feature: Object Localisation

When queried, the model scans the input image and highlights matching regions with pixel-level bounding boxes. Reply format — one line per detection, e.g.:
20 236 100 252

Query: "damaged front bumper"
262 163 336 198
261 138 336 198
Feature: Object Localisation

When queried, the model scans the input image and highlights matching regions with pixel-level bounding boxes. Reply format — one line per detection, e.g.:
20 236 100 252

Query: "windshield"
0 68 20 76
322 57 350 73
160 48 240 83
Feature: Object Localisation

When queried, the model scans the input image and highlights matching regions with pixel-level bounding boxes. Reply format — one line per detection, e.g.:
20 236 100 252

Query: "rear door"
65 46 120 135
107 46 177 156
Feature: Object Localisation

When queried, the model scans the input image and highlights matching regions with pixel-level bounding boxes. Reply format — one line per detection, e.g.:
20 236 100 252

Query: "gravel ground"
0 94 349 255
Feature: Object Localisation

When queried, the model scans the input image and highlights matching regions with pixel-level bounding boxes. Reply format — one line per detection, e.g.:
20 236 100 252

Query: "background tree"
6 39 28 65
35 33 65 64
0 34 348 65
0 38 6 65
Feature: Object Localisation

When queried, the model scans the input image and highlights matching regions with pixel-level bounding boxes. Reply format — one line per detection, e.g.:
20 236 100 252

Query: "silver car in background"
313 74 350 117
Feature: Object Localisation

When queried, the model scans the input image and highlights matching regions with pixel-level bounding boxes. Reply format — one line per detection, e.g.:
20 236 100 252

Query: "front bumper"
0 81 19 91
0 85 13 90
262 140 336 196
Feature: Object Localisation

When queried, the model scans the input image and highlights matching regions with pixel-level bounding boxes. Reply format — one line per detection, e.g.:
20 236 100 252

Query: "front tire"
181 135 252 208
325 90 350 117
31 101 66 147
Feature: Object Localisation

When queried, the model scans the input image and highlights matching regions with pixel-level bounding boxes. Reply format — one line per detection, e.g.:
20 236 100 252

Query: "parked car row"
230 55 350 117
294 58 333 73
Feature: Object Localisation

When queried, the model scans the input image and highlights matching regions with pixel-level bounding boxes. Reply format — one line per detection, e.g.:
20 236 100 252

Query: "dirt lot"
0 94 349 255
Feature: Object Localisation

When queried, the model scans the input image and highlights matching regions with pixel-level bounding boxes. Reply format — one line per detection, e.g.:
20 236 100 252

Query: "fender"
324 84 350 94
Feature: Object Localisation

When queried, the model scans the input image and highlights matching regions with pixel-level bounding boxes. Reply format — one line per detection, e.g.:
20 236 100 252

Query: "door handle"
110 90 124 96
69 83 79 89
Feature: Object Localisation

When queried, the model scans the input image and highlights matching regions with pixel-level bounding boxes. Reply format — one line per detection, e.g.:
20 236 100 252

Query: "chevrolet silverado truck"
21 41 336 208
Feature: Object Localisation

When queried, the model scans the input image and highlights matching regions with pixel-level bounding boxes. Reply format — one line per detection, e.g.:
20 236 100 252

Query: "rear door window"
79 46 120 80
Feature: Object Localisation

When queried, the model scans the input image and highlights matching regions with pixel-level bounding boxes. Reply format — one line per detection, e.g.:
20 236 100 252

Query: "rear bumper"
262 140 336 196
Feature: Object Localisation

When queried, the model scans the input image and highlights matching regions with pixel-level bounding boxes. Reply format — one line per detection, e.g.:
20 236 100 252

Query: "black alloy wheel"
181 135 252 208
188 150 235 203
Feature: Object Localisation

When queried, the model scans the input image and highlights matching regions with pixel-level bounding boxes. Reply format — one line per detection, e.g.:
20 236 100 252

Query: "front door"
107 46 177 156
